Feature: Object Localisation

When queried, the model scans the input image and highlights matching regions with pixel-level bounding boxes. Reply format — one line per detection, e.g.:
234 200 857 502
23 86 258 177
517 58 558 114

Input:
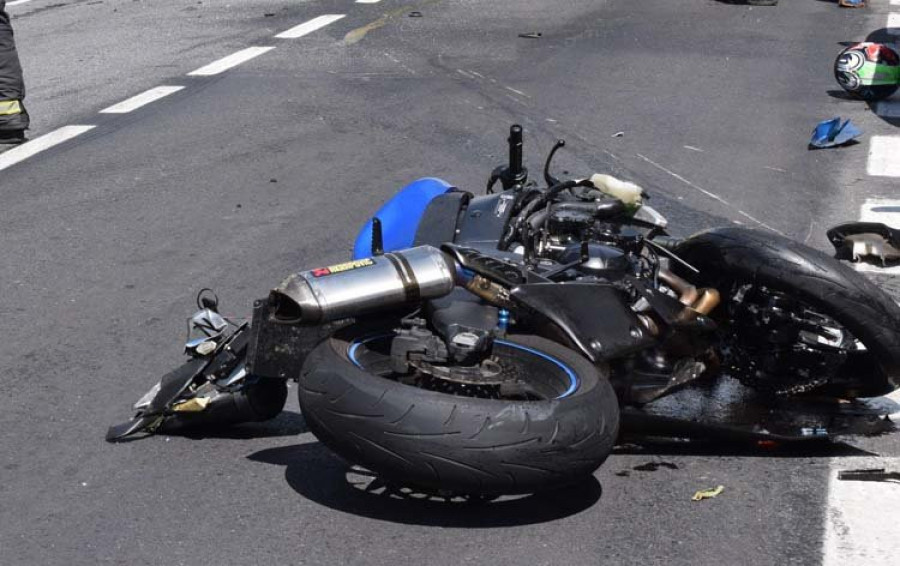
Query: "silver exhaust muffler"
269 245 457 325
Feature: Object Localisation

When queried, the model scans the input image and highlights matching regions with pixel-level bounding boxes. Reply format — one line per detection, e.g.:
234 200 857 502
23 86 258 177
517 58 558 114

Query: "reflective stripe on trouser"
0 98 20 115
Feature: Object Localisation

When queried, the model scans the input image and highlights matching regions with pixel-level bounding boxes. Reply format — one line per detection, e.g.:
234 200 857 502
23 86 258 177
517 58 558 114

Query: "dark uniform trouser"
0 0 29 132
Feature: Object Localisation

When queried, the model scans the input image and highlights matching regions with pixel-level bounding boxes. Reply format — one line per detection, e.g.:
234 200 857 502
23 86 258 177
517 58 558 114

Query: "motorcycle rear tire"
674 226 900 397
298 325 619 495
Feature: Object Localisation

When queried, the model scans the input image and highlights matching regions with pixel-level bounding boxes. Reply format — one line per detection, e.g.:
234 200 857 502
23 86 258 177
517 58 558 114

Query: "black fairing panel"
413 191 471 247
511 283 655 362
456 192 518 248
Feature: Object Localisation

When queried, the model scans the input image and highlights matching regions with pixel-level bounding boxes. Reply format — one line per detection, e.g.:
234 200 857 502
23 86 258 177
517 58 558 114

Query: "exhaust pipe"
269 245 457 325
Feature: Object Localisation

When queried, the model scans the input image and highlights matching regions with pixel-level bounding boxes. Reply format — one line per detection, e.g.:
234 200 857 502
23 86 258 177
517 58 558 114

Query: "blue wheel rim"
348 334 579 399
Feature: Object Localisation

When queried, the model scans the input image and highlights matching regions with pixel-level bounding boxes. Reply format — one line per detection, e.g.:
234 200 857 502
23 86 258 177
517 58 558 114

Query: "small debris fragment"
692 485 724 501
408 11 422 18
518 32 542 39
270 178 277 183
838 468 900 482
809 117 862 149
634 461 679 472
612 131 624 138
264 12 275 17
838 0 867 7
615 470 630 477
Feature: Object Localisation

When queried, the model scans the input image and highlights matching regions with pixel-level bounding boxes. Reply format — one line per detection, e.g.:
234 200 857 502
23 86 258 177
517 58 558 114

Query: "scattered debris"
408 11 422 18
633 461 679 472
827 222 900 264
838 0 867 7
264 12 275 17
691 485 724 501
809 117 862 149
838 468 900 482
612 131 624 138
615 470 631 477
518 32 542 39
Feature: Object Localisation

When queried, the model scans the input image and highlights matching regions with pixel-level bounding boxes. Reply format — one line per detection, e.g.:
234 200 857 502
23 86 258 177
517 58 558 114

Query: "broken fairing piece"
846 234 900 264
827 222 900 265
691 485 724 501
809 118 862 149
838 469 900 482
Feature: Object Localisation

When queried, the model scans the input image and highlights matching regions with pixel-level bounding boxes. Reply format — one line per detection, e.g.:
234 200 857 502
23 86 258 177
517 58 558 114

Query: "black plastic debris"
838 469 900 482
633 461 679 472
408 11 422 18
518 32 542 39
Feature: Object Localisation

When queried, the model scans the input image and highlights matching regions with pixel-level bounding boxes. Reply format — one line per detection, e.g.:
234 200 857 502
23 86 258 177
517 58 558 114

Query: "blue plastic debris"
809 117 862 149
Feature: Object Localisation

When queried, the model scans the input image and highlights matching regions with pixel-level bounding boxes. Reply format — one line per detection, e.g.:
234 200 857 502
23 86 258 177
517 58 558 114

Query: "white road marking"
0 125 95 172
889 13 900 34
866 136 900 178
861 199 900 226
635 153 783 234
99 86 185 114
6 0 36 6
823 455 900 566
275 14 346 39
187 46 275 76
874 101 900 118
355 0 382 3
504 86 530 98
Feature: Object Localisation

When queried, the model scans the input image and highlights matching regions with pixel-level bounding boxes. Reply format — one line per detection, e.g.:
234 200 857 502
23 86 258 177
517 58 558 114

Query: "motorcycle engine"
540 201 635 279
557 242 628 276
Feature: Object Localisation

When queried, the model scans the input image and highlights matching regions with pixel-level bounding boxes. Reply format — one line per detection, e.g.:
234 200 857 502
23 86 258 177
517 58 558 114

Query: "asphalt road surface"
1 0 899 564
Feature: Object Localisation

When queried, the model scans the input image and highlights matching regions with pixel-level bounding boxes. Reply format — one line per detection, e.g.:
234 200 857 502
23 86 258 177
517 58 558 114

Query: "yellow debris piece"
691 485 724 501
171 397 211 413
0 100 22 116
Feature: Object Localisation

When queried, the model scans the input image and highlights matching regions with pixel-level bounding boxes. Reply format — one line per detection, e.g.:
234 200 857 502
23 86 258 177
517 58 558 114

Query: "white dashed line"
867 136 900 177
355 0 382 3
888 13 900 34
823 455 900 566
187 46 275 76
0 125 95 172
99 86 185 114
275 14 346 39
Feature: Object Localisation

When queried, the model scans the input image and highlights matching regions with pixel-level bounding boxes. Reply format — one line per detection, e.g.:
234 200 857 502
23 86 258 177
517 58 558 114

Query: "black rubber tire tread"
674 226 900 396
298 326 619 495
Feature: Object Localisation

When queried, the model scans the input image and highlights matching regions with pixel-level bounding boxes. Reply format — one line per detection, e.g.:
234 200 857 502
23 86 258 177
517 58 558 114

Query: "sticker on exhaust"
311 258 375 277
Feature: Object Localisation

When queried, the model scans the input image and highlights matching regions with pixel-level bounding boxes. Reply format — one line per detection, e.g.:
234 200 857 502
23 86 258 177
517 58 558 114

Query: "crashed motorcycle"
108 125 900 496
